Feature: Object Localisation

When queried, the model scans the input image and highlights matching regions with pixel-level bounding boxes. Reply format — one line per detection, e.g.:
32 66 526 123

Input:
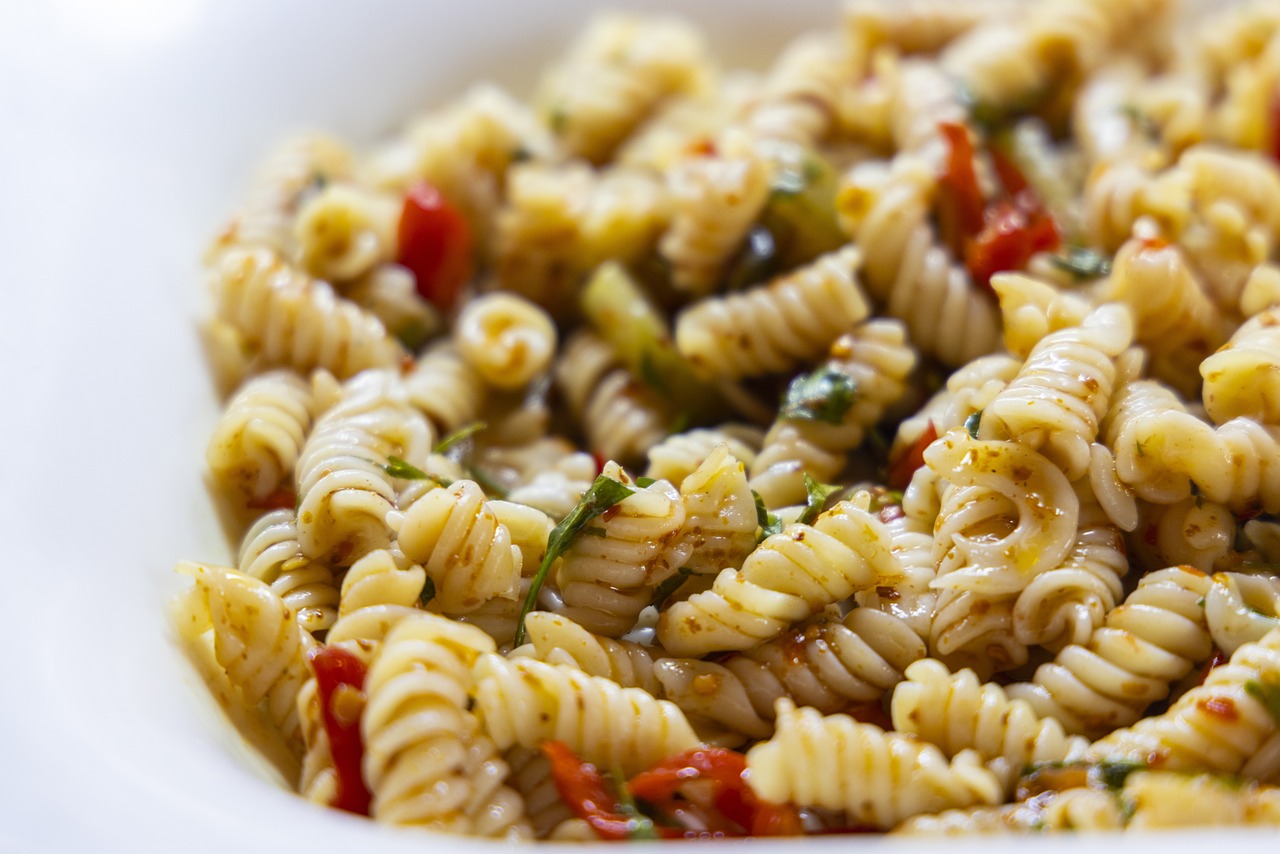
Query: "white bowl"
0 1 1266 851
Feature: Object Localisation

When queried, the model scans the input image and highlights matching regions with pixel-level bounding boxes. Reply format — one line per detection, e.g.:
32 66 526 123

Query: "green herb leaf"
1048 245 1112 281
1093 760 1146 791
514 474 636 645
965 409 983 440
634 476 657 488
581 525 608 538
1120 104 1160 141
797 473 841 526
1246 678 1280 726
650 566 705 610
384 455 449 485
780 366 858 425
752 488 784 543
610 768 660 840
418 577 436 608
433 421 487 455
637 349 668 394
723 225 780 292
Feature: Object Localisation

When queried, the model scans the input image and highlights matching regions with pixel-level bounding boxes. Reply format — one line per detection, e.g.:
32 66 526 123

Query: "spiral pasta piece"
644 425 763 485
1086 627 1280 775
893 787 1125 834
503 747 575 839
675 244 870 381
295 369 432 566
657 607 926 740
207 369 319 504
536 13 709 164
673 443 758 576
659 130 775 297
891 659 1089 784
555 462 689 637
657 495 901 657
746 700 1003 828
392 479 522 615
177 562 314 751
751 319 917 507
290 182 399 284
238 509 340 634
555 330 673 467
1202 306 1280 425
1205 572 1280 658
517 611 661 696
472 654 700 776
404 341 487 436
980 304 1135 481
1006 566 1214 737
748 34 848 147
211 248 405 379
844 0 1021 58
837 157 1001 366
361 612 526 834
453 292 557 391
337 548 427 617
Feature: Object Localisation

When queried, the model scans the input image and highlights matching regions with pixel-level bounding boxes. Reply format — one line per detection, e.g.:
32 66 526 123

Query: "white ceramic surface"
0 1 1269 851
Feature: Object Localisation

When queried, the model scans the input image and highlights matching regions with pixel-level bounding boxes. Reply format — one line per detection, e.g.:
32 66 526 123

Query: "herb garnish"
433 421 486 455
611 768 660 840
1245 678 1280 725
752 489 785 543
965 409 983 440
650 567 706 610
514 474 636 645
797 473 840 526
384 455 451 486
780 366 858 425
1048 245 1112 281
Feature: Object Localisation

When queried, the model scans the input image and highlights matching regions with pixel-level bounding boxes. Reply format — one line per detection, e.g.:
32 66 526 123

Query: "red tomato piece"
964 197 1061 295
989 146 1031 197
310 646 372 816
396 182 473 312
887 420 938 492
540 741 640 841
937 122 986 246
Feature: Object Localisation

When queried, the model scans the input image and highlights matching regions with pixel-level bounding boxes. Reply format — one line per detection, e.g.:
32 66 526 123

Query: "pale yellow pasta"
291 182 400 284
472 654 700 776
453 293 557 391
238 508 341 634
207 369 318 504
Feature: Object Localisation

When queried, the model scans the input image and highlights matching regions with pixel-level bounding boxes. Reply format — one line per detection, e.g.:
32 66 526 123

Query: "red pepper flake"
1195 648 1228 687
887 420 938 491
310 646 372 816
397 182 473 313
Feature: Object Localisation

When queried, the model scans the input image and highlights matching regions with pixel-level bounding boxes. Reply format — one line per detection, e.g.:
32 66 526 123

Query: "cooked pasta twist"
1086 627 1280 774
555 463 689 637
290 182 399 284
211 248 405 379
472 654 700 776
980 304 1134 481
503 747 575 839
1006 565 1214 737
516 611 662 696
1202 306 1280 425
1130 493 1236 574
657 607 926 740
1205 572 1280 658
536 13 709 164
926 431 1080 673
673 444 758 576
675 244 870 381
644 425 763 485
1103 237 1229 398
844 0 1021 58
295 369 432 566
555 330 673 467
746 700 1003 828
361 612 526 835
207 369 318 504
893 787 1125 834
750 319 916 508
453 292 557 391
837 157 1001 366
1122 770 1280 829
404 341 487 436
990 273 1092 361
657 495 902 657
391 479 522 615
891 659 1089 786
238 509 340 634
1107 378 1280 513
748 34 848 147
337 548 427 617
1011 480 1128 651
177 562 314 751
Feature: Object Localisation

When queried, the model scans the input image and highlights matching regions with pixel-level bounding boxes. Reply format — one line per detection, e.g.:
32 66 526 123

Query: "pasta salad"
176 0 1280 838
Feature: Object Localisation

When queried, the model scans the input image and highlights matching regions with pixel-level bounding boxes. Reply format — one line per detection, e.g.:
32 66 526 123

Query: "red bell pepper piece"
541 741 667 840
396 182 473 312
937 122 986 248
310 646 372 816
964 196 1060 295
887 420 938 492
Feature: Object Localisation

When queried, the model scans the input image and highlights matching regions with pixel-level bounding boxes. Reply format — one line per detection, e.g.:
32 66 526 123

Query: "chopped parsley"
384 455 451 486
797 473 841 526
1048 245 1112 281
514 474 636 645
1245 678 1280 726
752 488 785 543
649 566 706 609
780 366 858 425
433 421 487 455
